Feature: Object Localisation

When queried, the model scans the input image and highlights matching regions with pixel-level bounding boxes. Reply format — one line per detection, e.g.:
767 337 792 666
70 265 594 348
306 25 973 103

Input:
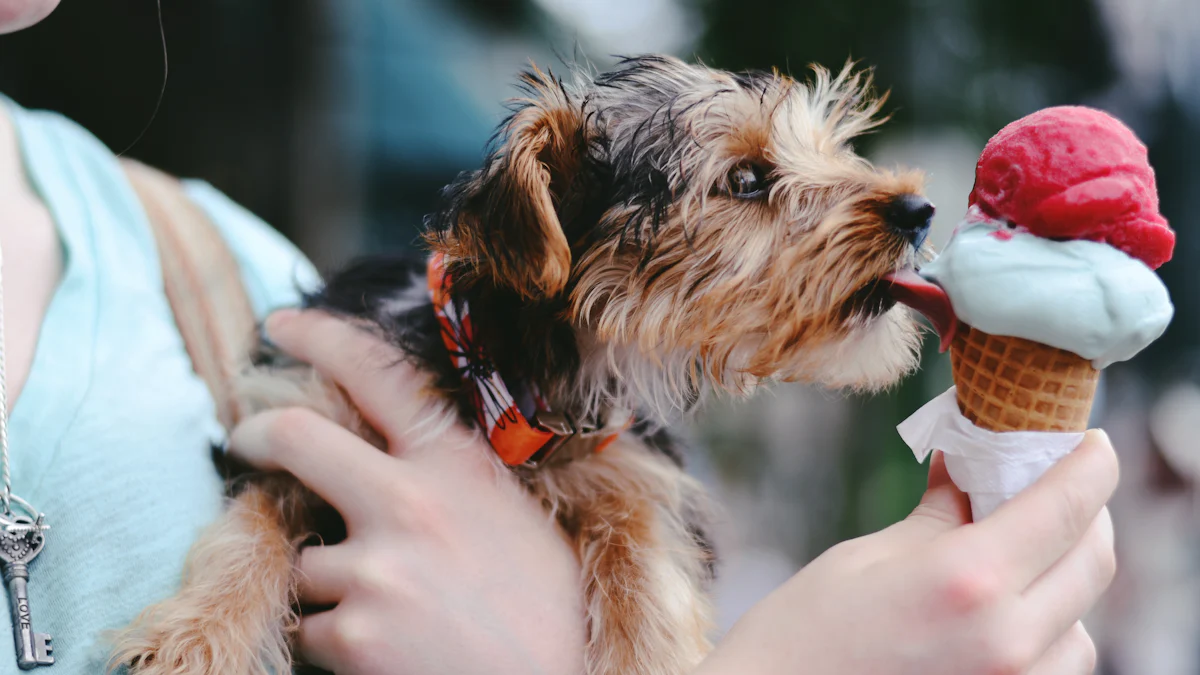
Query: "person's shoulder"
182 180 322 320
14 101 104 147
11 102 128 179
4 96 320 318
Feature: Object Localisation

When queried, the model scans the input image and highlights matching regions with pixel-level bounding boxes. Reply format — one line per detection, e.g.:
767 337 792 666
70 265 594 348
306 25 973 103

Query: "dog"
110 54 932 675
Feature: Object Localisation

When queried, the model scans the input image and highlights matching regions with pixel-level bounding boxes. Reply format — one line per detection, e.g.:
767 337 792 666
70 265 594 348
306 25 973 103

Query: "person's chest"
0 102 228 673
0 287 228 674
0 111 61 409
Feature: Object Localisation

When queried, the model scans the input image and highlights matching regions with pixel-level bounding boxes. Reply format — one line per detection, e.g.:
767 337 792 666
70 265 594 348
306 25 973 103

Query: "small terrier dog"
112 55 932 675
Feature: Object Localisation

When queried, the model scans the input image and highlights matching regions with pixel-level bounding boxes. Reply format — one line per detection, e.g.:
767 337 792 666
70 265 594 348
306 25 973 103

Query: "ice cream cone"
895 107 1174 521
949 322 1099 433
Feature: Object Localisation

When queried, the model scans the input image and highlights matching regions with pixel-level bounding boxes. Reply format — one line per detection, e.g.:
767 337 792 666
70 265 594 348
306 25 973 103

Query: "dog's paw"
107 598 291 675
108 485 301 674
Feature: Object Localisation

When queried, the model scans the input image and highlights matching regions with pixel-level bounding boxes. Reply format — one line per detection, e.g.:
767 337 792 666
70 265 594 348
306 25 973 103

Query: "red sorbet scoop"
969 106 1174 269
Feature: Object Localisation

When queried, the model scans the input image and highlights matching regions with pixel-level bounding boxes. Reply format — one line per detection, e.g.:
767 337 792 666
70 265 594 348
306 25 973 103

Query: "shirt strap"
122 159 256 432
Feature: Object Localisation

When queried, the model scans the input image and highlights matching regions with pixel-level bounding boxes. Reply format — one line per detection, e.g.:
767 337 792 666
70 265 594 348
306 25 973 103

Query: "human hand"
697 431 1118 675
229 309 586 675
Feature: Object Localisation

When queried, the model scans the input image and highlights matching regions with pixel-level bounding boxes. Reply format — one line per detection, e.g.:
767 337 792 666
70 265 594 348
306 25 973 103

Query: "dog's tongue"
884 270 958 351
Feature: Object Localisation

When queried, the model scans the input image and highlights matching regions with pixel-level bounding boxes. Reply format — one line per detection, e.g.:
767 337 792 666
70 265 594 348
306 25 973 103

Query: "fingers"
927 450 953 490
1021 508 1116 648
916 451 974 527
1025 622 1098 675
890 452 974 543
264 309 433 443
962 429 1119 587
297 544 352 607
295 610 343 674
229 407 399 525
298 607 401 675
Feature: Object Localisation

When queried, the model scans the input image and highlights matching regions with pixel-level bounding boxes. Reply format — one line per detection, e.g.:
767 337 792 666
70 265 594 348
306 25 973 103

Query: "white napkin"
897 387 1084 520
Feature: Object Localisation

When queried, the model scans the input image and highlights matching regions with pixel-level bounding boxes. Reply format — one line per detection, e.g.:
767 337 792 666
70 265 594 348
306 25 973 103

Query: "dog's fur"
110 55 930 675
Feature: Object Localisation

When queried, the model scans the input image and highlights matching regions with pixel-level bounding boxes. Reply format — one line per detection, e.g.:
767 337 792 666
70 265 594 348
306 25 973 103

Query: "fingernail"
1098 505 1115 543
1084 428 1121 486
264 309 299 338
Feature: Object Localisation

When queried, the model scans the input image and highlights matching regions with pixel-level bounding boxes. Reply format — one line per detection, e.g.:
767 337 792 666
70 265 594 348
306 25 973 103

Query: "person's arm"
229 309 1115 675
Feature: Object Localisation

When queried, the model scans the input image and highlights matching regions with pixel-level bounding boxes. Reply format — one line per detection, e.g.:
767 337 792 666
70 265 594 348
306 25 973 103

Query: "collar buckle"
523 411 605 469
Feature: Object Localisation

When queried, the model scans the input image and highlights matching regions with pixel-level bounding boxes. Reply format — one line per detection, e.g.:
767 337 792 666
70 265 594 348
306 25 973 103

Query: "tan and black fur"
110 55 933 675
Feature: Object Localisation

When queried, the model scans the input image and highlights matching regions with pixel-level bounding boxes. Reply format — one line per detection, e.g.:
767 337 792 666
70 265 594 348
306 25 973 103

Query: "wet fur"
111 55 928 675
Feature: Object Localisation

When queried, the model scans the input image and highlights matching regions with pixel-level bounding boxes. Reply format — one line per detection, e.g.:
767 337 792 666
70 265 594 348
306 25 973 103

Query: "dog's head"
430 56 930 418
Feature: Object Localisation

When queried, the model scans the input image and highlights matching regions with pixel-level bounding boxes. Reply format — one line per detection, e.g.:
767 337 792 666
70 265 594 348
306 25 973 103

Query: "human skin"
235 309 1116 675
695 433 1116 675
3 3 1116 670
0 66 62 409
231 310 588 675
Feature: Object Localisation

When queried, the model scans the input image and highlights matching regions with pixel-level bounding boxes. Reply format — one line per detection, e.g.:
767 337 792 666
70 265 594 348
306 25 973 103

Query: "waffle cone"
949 323 1099 432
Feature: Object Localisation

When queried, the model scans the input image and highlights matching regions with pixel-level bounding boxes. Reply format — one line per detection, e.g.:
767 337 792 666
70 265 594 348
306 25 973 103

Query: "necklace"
0 241 54 669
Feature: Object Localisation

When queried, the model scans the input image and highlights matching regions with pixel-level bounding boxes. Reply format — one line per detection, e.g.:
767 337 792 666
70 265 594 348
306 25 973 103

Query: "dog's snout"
886 194 934 246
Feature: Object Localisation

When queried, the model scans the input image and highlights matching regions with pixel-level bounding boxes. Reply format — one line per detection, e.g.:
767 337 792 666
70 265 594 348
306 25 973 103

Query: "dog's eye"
727 163 767 198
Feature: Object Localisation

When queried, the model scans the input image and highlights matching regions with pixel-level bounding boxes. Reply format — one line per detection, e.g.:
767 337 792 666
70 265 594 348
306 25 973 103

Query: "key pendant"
0 518 52 669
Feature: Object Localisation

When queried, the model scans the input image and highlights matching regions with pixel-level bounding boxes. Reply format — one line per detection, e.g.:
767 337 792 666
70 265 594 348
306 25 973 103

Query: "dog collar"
428 253 618 467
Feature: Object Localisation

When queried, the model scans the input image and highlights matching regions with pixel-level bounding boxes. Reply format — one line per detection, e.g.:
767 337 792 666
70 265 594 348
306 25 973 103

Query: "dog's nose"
886 194 935 247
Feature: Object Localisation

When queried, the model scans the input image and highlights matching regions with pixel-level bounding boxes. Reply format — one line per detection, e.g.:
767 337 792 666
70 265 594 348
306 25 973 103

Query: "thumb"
901 451 973 537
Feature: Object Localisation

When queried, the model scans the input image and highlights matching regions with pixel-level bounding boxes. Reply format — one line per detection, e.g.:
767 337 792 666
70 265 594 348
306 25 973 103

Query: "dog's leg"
107 366 365 674
108 476 311 675
537 441 715 675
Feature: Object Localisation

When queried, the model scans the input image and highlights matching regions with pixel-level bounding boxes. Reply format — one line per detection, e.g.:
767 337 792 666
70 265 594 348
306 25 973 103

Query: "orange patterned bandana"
428 253 616 466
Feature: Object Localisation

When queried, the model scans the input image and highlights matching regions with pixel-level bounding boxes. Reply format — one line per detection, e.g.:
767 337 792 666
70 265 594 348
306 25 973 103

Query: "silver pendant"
0 498 52 670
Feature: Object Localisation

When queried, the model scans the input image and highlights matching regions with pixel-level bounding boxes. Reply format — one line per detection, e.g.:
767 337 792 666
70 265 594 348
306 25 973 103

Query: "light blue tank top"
1 96 320 673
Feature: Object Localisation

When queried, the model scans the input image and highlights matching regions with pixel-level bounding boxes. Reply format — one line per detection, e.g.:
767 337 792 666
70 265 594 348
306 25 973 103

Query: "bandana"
428 253 618 466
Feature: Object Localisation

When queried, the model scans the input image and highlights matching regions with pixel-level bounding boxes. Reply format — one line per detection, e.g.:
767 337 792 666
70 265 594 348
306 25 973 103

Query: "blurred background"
2 0 1197 672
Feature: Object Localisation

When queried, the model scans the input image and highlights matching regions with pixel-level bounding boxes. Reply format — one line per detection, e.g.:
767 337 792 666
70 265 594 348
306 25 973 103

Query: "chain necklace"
0 241 54 668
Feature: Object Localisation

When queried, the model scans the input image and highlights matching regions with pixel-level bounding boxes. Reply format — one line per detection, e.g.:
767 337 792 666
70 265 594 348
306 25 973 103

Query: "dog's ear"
436 67 585 299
